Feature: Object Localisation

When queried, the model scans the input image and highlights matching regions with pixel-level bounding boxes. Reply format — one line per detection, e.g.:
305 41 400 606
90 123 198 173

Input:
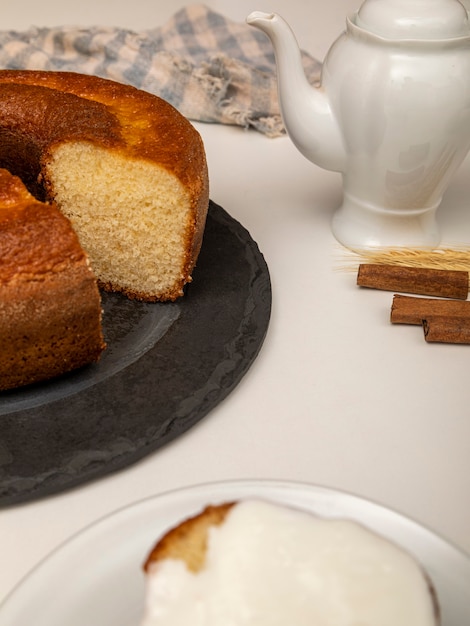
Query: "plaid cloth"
0 4 321 137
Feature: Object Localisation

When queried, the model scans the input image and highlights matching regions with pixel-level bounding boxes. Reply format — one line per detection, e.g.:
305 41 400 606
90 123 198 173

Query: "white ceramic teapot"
247 0 470 249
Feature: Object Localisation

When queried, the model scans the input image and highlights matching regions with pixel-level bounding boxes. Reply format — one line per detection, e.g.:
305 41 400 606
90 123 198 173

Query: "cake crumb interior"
46 142 192 300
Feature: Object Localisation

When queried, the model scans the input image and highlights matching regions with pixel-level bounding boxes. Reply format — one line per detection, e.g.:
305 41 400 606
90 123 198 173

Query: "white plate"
1 480 469 625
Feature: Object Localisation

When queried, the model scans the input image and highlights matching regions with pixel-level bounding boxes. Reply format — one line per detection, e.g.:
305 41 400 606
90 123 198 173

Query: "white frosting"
141 500 436 626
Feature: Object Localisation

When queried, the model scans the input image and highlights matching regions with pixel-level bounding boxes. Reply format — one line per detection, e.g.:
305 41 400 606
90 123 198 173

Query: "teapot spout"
247 11 345 172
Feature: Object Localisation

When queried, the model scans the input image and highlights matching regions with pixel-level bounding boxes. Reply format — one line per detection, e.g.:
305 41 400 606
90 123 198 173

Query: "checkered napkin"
0 4 321 137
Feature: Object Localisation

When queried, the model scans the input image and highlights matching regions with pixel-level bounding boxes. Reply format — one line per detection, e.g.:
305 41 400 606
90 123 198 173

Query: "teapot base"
331 194 441 251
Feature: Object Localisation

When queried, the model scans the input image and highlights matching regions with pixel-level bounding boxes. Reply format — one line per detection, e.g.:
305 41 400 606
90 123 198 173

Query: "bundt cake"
141 499 439 625
0 70 209 390
0 69 209 302
0 168 105 391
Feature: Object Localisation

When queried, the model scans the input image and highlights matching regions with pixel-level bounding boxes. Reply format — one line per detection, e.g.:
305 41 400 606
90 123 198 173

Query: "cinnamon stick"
357 264 469 299
423 316 470 344
391 294 470 325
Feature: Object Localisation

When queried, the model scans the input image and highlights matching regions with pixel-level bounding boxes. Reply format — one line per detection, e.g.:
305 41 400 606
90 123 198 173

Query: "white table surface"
1 0 470 608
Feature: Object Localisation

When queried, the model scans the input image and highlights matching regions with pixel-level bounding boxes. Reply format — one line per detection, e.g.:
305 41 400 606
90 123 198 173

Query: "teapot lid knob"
355 0 470 39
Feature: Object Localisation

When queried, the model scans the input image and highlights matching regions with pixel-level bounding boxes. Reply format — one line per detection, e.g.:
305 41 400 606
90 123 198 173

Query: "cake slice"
141 499 439 625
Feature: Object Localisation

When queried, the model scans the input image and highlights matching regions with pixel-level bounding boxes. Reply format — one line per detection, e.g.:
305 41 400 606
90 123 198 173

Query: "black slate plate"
0 201 271 506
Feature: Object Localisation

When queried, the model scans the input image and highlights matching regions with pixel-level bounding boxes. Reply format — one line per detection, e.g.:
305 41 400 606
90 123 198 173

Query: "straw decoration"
337 245 470 276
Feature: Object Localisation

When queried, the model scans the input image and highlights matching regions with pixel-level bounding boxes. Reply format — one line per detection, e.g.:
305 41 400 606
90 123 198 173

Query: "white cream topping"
141 500 436 626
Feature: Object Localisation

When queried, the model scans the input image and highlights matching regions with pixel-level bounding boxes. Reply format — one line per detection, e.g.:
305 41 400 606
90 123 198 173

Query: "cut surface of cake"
0 168 105 391
141 499 439 626
0 69 209 302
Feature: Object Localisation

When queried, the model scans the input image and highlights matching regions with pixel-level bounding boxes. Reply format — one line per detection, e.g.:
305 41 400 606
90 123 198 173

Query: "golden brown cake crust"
0 168 105 391
143 503 235 574
0 268 105 390
0 70 206 184
0 169 87 281
0 69 208 205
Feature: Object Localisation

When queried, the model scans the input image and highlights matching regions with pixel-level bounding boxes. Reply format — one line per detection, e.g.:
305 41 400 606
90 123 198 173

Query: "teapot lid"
355 0 470 39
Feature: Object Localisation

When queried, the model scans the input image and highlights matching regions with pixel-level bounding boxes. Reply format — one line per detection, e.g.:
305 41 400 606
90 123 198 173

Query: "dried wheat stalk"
338 245 470 274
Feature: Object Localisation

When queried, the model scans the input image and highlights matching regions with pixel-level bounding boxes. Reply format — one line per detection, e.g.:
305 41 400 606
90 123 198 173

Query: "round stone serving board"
0 201 272 506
